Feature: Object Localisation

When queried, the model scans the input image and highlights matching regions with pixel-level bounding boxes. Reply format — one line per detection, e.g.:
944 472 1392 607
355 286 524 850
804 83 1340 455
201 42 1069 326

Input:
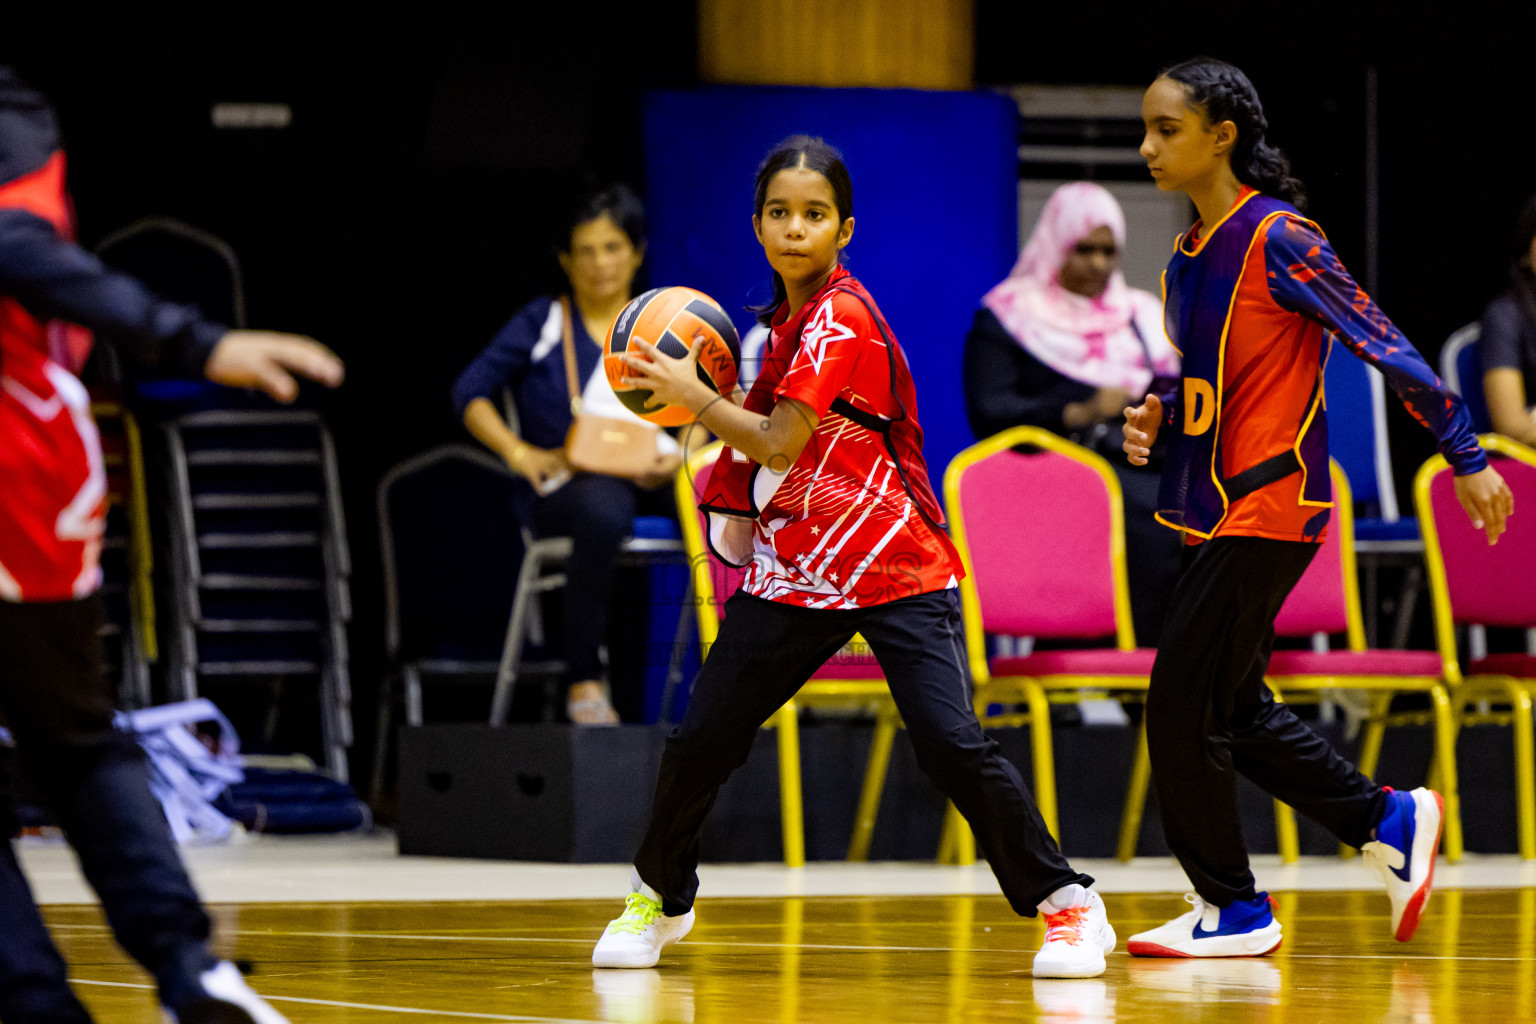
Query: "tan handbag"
560 296 660 480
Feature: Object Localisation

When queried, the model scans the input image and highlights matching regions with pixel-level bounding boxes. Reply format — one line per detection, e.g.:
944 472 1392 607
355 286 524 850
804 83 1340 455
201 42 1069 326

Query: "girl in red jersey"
1121 57 1513 958
590 136 1116 979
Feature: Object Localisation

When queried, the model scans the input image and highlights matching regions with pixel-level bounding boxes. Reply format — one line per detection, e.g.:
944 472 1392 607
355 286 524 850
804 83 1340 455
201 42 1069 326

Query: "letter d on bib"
1183 378 1216 436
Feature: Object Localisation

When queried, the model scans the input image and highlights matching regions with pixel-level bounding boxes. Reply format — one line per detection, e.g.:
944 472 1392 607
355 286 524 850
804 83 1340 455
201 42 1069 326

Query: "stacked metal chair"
96 216 354 781
91 392 156 710
160 409 354 780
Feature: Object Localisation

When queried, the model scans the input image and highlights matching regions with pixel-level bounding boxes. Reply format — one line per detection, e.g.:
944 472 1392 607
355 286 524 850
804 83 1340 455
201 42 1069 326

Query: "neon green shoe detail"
606 891 664 936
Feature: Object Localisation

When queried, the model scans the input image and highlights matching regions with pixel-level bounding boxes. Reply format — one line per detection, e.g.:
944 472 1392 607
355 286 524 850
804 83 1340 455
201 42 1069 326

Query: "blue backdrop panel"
1325 333 1383 508
642 86 1018 475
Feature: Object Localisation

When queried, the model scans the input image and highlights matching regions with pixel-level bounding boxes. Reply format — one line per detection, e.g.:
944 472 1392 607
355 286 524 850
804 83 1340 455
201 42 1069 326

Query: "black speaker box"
397 724 666 862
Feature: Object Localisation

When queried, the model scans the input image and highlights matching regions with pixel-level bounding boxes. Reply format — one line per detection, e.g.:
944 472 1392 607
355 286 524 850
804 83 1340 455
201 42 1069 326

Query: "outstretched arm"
0 207 225 374
1262 217 1484 473
1262 218 1509 541
0 209 341 401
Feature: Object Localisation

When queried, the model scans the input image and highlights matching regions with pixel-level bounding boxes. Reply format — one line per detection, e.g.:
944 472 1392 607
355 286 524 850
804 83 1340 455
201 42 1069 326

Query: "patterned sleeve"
1262 217 1487 476
774 291 868 419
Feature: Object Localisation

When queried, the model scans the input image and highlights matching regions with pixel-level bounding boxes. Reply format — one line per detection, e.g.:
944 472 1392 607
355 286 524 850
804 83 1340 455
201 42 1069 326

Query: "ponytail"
1161 57 1307 211
755 272 790 328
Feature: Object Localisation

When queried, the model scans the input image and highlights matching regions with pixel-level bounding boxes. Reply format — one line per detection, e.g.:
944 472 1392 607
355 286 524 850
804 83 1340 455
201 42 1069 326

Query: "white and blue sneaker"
1127 892 1282 958
1362 786 1444 942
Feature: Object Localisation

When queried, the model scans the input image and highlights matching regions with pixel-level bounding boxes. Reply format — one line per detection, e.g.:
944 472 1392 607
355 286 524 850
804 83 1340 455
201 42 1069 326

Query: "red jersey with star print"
716 267 963 608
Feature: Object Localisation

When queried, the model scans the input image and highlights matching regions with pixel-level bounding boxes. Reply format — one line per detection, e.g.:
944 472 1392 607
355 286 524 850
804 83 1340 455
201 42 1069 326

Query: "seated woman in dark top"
453 184 681 725
1480 192 1536 447
964 181 1182 644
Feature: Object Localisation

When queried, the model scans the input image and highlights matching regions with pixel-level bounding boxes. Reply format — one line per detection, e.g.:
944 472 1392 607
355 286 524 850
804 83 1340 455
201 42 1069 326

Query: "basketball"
604 286 741 426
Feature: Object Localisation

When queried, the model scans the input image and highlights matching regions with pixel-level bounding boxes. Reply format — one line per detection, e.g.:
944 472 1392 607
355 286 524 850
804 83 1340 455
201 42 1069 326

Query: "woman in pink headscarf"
963 181 1182 644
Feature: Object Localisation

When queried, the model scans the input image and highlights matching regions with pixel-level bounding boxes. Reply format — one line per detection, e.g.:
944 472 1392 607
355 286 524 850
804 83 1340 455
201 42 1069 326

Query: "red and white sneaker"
1032 885 1115 979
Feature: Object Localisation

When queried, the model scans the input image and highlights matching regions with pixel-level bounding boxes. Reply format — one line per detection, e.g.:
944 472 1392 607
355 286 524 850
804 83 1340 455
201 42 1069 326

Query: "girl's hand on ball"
621 338 708 410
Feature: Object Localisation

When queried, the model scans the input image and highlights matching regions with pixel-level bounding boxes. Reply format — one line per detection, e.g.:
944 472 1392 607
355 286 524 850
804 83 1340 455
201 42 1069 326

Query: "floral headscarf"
982 182 1176 393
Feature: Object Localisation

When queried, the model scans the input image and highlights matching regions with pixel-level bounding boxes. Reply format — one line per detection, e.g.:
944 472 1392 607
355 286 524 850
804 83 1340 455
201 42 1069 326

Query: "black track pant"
1146 537 1387 907
634 589 1091 918
0 597 214 1021
533 474 640 687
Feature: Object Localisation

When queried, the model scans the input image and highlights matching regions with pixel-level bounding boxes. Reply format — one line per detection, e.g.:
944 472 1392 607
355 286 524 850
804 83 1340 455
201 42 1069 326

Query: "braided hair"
1160 57 1307 211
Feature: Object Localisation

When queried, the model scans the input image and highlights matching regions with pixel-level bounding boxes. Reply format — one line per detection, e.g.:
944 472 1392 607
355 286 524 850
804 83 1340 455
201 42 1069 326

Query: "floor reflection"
1033 978 1115 1023
592 968 696 1023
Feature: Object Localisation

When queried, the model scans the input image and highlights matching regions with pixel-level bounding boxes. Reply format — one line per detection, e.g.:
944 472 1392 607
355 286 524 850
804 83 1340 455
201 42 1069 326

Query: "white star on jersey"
798 299 857 375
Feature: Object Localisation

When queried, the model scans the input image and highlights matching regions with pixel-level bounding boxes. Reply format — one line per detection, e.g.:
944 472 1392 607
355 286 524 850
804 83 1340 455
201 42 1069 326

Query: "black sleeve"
0 208 227 376
962 307 1094 439
1480 294 1527 372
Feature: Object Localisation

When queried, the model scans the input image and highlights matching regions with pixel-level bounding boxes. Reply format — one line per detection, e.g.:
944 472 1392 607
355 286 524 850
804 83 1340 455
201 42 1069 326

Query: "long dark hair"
1160 57 1307 212
748 135 854 326
1510 192 1536 335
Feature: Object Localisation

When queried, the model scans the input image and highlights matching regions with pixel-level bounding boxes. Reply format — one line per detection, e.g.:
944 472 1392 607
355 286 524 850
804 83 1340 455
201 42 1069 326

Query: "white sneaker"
1362 786 1444 942
1127 892 1281 958
1032 885 1115 979
162 961 289 1024
592 888 696 968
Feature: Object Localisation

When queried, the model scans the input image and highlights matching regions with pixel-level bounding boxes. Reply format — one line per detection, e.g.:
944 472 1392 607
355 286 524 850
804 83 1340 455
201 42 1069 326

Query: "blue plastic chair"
1441 323 1494 434
1324 334 1423 646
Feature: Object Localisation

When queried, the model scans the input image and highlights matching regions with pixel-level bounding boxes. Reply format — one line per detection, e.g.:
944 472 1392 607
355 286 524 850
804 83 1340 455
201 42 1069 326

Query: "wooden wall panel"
698 0 974 90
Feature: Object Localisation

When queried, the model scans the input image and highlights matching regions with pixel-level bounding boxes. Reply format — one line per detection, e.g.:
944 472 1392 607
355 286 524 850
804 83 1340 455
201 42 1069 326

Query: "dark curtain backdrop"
976 2 1532 496
2 3 1524 781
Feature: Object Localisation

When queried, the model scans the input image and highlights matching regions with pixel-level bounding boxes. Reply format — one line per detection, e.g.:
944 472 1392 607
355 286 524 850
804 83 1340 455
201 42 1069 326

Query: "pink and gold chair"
1264 460 1462 862
943 426 1157 860
674 441 900 866
1416 434 1536 859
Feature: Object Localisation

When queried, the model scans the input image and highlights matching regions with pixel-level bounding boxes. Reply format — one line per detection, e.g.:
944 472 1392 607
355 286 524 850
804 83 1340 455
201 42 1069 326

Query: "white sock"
1039 883 1087 916
629 867 663 906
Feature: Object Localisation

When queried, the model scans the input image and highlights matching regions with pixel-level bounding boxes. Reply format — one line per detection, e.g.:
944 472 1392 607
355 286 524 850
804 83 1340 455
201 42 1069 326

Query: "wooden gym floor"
39 887 1536 1022
20 834 1536 1022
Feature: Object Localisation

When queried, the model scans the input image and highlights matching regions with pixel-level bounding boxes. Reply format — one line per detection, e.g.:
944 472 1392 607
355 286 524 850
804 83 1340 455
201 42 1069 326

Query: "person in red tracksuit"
586 135 1118 980
0 66 342 1024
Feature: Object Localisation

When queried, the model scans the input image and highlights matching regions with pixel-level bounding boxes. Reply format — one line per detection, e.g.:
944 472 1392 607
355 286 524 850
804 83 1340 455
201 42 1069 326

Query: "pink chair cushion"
809 654 885 680
1428 454 1536 627
1266 649 1443 678
1468 653 1536 678
1274 505 1348 637
957 449 1117 639
991 648 1157 678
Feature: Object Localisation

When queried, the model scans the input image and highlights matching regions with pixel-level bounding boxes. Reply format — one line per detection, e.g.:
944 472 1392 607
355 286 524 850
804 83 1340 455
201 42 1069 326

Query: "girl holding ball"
593 135 1118 979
